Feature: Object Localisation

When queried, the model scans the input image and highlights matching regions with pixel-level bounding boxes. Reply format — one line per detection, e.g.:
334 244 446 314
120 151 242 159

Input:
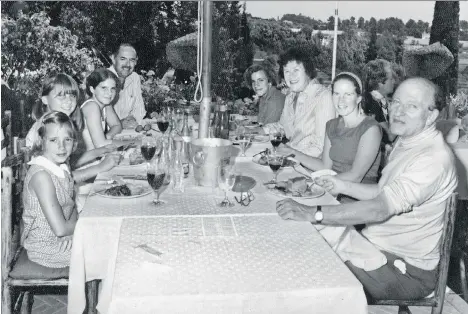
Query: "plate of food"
114 133 144 142
94 179 152 199
310 169 338 180
266 176 325 199
252 154 297 168
118 147 146 167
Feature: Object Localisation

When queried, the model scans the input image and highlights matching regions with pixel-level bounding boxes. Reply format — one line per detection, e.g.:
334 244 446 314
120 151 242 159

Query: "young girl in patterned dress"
21 111 79 267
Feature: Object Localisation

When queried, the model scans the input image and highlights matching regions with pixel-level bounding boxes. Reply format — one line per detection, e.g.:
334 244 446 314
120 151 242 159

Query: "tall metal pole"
331 2 338 80
198 1 213 139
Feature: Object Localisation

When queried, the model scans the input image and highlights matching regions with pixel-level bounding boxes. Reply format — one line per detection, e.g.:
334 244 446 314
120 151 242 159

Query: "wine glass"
217 164 237 207
147 159 167 206
267 152 284 184
141 135 158 164
269 132 282 153
461 114 468 142
157 110 170 135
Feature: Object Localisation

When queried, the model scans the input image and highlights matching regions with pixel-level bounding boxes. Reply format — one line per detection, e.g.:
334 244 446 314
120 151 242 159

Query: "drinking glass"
269 132 282 153
461 114 468 142
147 159 167 206
157 110 170 135
267 152 284 184
217 164 237 207
141 135 158 163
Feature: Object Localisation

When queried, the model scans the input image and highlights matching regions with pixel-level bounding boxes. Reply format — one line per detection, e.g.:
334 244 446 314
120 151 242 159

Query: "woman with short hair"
243 62 285 125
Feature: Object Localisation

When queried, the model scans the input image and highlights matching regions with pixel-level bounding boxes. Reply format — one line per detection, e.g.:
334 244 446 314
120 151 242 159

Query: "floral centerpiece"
448 90 468 119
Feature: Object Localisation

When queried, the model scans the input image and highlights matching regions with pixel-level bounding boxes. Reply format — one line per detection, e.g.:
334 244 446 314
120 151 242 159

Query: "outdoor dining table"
67 128 368 314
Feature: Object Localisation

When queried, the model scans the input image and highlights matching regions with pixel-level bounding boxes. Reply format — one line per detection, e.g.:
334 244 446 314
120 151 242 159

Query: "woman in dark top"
243 62 285 125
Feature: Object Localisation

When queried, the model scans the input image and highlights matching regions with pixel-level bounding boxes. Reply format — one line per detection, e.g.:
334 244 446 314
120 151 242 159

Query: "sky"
245 1 468 24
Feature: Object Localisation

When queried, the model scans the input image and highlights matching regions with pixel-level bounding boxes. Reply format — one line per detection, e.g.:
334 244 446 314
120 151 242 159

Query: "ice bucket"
190 138 232 187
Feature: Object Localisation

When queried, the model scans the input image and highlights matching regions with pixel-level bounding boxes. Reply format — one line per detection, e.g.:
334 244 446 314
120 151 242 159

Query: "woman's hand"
99 153 122 172
103 143 119 154
58 236 73 252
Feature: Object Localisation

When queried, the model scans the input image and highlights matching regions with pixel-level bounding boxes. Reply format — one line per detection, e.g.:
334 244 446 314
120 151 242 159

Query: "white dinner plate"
94 179 152 199
310 169 338 180
251 134 269 143
267 182 325 199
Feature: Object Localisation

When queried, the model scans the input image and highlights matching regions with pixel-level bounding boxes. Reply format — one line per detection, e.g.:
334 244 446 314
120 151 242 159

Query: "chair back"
433 193 458 301
2 167 15 295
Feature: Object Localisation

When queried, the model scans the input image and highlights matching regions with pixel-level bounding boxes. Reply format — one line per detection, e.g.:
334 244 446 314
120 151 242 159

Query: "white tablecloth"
68 136 362 314
108 216 368 314
451 140 468 200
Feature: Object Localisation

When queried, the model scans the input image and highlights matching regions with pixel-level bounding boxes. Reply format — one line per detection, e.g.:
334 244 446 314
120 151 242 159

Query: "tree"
366 18 378 62
376 31 397 62
357 17 364 29
1 11 102 97
429 1 460 98
350 16 356 27
327 16 334 30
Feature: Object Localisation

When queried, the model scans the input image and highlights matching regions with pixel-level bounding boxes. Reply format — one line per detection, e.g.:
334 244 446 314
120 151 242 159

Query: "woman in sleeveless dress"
293 72 382 184
81 68 122 150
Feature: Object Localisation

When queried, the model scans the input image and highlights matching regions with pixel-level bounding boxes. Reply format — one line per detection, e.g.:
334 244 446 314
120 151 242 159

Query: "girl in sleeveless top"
81 68 122 150
293 72 382 184
22 112 79 267
25 73 121 183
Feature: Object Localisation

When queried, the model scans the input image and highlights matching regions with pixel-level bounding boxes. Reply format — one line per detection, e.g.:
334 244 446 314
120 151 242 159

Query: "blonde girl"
22 112 79 267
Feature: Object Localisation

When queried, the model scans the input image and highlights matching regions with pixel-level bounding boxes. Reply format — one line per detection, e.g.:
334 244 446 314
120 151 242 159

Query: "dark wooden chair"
368 193 458 314
1 156 99 313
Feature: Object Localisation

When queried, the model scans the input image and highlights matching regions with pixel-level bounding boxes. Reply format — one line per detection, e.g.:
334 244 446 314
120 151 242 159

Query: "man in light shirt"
276 77 457 300
108 43 146 127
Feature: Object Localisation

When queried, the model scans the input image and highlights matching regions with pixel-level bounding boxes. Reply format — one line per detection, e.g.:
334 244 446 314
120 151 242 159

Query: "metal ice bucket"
190 138 232 187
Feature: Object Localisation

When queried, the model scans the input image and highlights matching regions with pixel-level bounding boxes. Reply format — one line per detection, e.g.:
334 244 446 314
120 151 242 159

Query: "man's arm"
315 175 380 200
276 194 393 226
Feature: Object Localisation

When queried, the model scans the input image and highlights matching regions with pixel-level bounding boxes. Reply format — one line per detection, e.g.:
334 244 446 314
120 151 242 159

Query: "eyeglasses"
389 100 420 114
235 190 255 206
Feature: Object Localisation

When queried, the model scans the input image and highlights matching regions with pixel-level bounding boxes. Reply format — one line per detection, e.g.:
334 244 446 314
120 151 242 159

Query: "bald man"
277 78 458 300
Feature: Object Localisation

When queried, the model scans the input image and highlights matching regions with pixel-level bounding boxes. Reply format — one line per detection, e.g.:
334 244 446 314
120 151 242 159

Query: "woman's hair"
31 111 78 157
243 62 279 89
332 72 363 95
32 73 83 130
278 47 317 80
85 68 120 97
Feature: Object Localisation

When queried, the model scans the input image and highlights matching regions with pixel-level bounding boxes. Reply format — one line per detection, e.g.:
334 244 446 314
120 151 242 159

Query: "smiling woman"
81 68 123 150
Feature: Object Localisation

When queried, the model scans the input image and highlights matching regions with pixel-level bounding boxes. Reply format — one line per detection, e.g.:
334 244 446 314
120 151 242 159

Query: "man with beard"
108 43 146 128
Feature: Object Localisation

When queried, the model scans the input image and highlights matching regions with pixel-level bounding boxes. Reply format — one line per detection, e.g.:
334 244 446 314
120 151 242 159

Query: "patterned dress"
21 162 75 268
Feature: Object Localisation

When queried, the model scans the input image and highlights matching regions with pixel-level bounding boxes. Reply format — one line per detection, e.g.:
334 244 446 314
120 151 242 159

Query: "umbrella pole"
198 1 213 139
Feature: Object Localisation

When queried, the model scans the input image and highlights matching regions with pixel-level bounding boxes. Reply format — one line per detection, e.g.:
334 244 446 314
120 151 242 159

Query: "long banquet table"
68 132 368 314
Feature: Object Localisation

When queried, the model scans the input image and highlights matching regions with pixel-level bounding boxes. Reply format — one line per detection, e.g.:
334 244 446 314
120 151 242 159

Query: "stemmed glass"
141 135 159 164
147 159 167 206
269 132 282 153
461 114 468 142
217 164 237 207
267 152 284 184
157 110 170 135
236 127 251 157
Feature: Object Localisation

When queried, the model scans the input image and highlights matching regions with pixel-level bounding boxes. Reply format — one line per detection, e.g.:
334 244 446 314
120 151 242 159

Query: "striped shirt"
264 79 336 157
108 66 146 124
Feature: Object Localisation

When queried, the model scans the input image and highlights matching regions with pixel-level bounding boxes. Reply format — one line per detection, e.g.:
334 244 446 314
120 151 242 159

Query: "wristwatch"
315 205 323 224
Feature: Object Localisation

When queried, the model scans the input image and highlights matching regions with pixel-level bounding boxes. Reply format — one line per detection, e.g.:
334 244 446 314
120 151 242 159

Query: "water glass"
217 165 237 207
